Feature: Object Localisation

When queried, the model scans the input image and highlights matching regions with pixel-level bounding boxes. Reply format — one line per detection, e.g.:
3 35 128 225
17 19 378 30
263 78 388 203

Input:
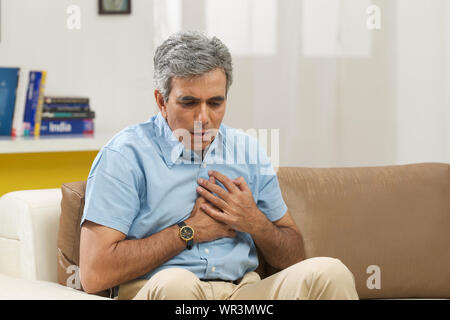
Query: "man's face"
155 68 227 152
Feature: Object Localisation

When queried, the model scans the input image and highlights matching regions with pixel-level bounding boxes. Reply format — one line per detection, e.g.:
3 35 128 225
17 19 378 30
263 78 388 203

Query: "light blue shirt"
81 112 287 281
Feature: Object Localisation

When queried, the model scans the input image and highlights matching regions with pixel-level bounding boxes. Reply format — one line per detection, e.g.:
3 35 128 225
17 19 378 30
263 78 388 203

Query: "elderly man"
79 31 358 300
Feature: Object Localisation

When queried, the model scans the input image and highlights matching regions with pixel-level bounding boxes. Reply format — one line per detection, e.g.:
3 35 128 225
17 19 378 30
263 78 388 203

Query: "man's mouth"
191 130 207 136
190 130 215 142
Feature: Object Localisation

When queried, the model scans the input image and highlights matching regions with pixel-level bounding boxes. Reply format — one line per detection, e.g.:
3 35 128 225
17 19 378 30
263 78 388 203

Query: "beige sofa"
0 162 449 299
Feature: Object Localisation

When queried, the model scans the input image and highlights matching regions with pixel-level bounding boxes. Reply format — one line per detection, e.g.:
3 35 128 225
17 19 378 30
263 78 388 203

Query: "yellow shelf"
0 150 99 197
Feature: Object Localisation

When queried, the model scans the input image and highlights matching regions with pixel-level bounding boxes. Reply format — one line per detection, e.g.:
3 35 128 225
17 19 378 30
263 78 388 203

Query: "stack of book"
40 97 95 135
0 66 95 137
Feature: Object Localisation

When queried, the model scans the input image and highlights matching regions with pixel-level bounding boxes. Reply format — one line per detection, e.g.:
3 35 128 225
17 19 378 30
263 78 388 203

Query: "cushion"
57 181 111 297
276 163 450 299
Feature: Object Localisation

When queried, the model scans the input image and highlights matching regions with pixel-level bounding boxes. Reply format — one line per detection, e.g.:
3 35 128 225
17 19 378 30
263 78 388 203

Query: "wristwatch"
177 221 194 250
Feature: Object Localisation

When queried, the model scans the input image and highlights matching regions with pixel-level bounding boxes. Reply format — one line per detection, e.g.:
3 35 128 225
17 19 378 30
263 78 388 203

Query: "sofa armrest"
0 189 62 282
0 274 109 300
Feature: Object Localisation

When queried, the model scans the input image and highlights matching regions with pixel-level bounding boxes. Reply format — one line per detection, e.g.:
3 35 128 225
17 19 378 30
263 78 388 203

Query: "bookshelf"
0 135 111 154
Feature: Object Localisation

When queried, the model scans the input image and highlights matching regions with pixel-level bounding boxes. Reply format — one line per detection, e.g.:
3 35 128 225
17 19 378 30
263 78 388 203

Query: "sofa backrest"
275 163 450 299
58 162 450 299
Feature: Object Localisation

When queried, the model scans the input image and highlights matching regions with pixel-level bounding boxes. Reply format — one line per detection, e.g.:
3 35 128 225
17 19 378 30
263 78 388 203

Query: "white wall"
396 0 449 164
0 0 155 138
446 2 450 162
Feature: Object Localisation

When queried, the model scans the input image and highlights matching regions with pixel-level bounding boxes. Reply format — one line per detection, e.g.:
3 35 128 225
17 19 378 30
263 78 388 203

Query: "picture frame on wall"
98 0 131 15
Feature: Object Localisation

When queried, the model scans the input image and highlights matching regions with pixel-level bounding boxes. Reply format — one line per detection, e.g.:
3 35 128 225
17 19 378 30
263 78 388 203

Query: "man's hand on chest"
195 170 268 235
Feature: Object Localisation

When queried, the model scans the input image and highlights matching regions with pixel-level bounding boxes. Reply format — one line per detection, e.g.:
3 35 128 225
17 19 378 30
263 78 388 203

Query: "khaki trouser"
118 257 359 300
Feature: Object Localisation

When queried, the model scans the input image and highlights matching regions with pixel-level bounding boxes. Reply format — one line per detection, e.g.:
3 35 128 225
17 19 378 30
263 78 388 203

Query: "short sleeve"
81 147 142 235
255 143 288 222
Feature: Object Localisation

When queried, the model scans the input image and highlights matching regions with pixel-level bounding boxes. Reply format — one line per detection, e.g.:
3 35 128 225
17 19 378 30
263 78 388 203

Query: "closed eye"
180 101 222 108
208 102 222 107
181 101 197 107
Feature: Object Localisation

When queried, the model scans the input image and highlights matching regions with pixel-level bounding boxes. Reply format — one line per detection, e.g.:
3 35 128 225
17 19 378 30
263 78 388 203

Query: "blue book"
21 71 37 136
40 119 94 135
22 71 43 136
0 67 20 136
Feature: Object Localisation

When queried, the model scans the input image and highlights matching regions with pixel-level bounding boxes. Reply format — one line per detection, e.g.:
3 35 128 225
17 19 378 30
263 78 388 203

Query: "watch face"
180 226 194 241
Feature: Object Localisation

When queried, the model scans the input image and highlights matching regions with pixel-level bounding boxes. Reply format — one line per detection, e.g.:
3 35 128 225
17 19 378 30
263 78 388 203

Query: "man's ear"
154 89 167 118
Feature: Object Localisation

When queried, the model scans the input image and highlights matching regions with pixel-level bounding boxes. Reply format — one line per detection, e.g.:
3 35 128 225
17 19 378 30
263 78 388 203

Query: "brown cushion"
276 163 450 299
58 182 86 267
57 181 110 297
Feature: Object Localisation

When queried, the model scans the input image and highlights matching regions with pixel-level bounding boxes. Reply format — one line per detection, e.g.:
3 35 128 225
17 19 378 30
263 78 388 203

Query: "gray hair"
153 31 233 102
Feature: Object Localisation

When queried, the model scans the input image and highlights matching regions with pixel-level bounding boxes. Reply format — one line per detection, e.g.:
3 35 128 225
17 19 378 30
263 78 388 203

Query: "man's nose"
197 105 209 125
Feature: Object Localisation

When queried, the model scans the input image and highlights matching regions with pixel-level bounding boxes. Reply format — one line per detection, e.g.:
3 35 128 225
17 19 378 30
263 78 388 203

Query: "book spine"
0 67 20 136
11 68 30 137
22 71 40 136
42 110 95 120
43 103 90 112
33 71 47 137
44 97 89 104
27 71 42 136
22 71 35 136
39 119 94 135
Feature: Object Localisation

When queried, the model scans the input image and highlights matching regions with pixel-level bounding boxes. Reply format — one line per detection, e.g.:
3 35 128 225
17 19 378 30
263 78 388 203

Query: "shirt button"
202 163 207 168
204 248 209 254
211 266 216 272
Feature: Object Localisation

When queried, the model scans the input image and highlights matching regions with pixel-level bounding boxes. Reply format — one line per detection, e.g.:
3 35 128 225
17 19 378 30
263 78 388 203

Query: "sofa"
0 188 108 300
0 162 449 299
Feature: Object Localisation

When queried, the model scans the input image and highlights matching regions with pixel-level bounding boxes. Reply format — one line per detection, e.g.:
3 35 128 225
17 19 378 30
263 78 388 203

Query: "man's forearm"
85 224 186 293
251 216 305 270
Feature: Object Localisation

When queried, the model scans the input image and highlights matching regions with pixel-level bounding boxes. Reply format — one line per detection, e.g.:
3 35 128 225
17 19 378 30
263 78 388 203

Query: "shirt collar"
153 111 228 168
